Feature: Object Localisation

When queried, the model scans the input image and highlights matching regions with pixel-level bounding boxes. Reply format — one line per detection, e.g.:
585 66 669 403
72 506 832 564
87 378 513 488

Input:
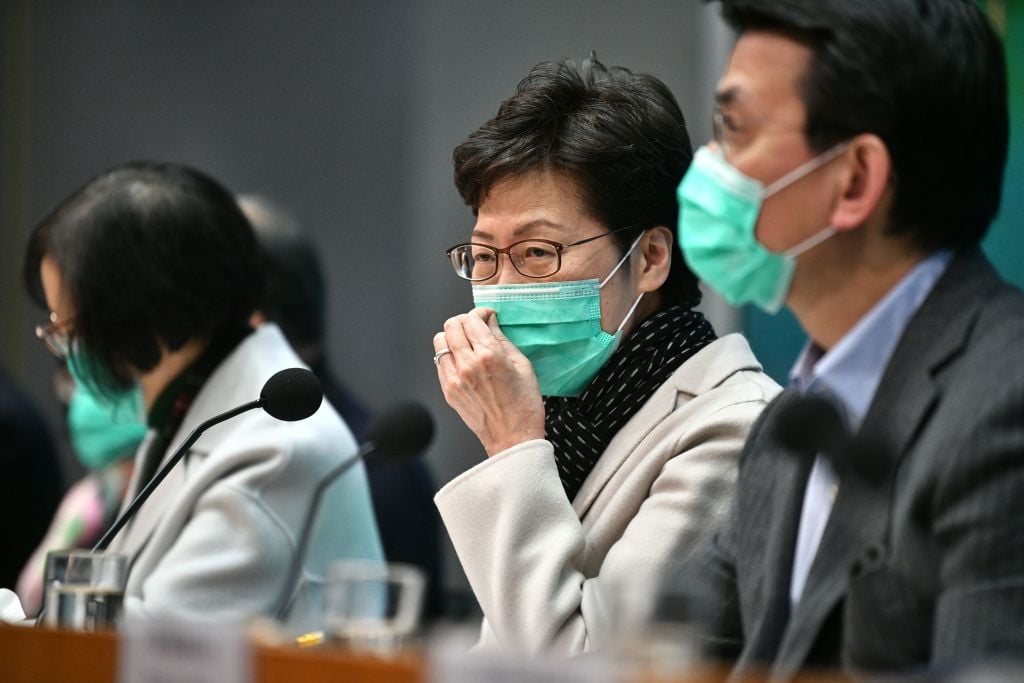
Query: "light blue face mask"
472 236 644 397
66 351 147 470
677 143 848 313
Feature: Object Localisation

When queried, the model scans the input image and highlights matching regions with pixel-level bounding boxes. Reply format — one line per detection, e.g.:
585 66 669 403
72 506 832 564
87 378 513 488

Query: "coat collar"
772 249 1003 674
571 333 763 517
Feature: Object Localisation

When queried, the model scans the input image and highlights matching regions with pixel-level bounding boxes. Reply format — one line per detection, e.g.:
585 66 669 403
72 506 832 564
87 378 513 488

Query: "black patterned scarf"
544 303 717 501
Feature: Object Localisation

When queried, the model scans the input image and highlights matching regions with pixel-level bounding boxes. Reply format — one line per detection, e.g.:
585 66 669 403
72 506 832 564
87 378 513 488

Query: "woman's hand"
433 308 545 456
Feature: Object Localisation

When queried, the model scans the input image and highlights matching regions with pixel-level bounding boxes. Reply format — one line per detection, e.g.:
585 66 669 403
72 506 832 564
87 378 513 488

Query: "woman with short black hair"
432 56 780 654
23 161 382 626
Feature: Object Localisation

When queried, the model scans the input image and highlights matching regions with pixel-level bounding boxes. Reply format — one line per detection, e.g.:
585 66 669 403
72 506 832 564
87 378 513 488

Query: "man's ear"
636 226 673 294
829 133 892 232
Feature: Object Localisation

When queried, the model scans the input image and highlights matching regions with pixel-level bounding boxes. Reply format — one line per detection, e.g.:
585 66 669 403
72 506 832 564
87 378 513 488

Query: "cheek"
754 198 800 252
597 278 635 333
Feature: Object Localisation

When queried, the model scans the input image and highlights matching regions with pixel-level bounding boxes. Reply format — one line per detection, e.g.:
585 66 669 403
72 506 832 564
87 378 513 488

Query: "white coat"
434 333 780 654
110 324 383 629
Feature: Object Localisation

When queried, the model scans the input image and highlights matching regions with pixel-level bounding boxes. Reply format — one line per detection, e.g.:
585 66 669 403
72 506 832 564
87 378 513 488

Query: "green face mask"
677 144 847 313
471 236 643 397
66 352 146 470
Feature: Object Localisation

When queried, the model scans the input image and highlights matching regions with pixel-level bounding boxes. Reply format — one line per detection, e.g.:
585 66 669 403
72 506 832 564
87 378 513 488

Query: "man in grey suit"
674 0 1023 678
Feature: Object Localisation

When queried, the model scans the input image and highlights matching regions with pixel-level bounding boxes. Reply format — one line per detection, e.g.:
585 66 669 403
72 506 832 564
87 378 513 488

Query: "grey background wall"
1 0 733 597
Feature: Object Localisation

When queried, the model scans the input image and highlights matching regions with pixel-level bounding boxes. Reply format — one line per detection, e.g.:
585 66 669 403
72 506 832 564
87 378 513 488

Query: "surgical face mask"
66 351 146 470
472 236 644 397
677 143 848 313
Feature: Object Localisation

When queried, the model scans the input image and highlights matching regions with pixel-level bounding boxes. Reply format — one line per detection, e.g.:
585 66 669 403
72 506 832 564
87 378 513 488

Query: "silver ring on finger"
433 348 452 366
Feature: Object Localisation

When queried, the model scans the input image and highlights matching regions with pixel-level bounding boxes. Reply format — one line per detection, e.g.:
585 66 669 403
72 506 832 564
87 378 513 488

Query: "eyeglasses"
712 106 806 159
445 225 637 282
35 312 72 359
711 108 735 157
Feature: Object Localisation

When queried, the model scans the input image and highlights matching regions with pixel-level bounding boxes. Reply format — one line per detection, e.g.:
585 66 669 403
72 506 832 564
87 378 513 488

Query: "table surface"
0 623 845 683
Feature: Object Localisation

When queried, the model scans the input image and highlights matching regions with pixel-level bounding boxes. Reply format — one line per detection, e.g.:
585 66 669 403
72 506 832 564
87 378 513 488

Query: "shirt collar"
790 250 952 429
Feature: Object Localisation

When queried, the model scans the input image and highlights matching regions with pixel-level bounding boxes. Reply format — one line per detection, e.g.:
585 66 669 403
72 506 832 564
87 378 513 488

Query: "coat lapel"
772 250 1002 675
741 390 816 664
571 334 762 519
571 376 675 518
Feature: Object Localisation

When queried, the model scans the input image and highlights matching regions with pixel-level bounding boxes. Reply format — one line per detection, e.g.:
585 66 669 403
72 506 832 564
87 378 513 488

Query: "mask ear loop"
598 232 647 335
762 142 850 198
614 292 646 336
599 233 645 288
782 226 837 258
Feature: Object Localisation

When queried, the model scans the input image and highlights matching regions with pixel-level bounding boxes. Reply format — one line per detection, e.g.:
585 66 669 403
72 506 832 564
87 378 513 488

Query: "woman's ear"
829 133 892 232
636 226 673 294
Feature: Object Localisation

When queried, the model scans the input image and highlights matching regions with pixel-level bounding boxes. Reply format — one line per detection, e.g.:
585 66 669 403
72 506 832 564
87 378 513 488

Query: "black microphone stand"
271 440 377 620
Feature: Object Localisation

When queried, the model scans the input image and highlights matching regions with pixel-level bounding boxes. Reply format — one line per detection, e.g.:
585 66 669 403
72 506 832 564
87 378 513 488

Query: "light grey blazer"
435 333 780 655
110 324 383 629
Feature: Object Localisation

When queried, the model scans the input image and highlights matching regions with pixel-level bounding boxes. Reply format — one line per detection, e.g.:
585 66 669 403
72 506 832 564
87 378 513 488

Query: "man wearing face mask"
676 0 1024 678
431 55 780 655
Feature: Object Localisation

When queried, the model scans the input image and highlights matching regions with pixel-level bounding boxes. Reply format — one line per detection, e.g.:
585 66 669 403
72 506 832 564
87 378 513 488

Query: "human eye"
471 245 495 262
713 108 742 143
520 242 558 260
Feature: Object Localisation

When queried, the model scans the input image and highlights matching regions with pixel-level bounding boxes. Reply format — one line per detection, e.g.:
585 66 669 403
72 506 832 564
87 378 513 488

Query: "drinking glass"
323 560 425 655
606 578 705 680
43 550 127 631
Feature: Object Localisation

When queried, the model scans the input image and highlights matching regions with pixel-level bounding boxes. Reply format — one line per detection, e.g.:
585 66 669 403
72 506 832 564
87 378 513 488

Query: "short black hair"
712 0 1008 251
453 54 701 305
24 161 260 392
239 194 326 349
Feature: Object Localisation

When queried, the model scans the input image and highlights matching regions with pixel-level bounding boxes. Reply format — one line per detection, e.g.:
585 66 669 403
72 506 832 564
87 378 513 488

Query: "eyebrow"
714 86 741 107
471 218 572 242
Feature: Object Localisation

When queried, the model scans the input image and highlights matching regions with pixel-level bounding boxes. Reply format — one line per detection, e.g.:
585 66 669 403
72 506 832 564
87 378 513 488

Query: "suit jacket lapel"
773 249 1001 675
741 390 816 664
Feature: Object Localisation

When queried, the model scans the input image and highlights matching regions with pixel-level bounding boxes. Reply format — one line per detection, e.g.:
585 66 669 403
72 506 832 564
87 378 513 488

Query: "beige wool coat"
435 333 780 655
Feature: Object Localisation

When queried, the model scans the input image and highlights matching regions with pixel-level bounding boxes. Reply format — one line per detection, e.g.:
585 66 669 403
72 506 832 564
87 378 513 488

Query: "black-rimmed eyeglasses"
445 225 636 282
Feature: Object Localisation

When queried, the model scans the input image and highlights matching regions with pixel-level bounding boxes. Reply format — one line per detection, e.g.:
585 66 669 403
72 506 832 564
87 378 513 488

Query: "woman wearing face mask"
432 56 780 655
16 374 146 616
22 161 383 627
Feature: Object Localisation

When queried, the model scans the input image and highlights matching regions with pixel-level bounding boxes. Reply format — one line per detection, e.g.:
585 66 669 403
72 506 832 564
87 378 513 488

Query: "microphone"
773 392 850 457
774 392 937 595
91 368 323 552
271 400 435 621
773 392 890 487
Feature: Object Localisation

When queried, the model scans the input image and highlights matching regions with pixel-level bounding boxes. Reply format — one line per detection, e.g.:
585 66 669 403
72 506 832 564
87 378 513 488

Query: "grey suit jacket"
687 250 1024 680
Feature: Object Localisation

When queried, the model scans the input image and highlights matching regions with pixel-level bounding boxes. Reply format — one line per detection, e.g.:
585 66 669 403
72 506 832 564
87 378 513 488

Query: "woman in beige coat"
432 56 780 655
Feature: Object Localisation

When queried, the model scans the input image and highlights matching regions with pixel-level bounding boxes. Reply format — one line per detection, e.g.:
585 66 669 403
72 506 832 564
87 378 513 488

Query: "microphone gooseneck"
34 367 322 627
272 400 434 621
91 399 262 552
91 368 323 553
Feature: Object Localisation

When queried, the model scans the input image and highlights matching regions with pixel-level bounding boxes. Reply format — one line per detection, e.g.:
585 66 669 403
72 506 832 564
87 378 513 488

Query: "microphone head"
260 368 323 421
773 392 849 455
366 401 434 460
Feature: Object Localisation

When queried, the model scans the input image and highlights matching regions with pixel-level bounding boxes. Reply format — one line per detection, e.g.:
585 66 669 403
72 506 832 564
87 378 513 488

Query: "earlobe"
830 134 892 231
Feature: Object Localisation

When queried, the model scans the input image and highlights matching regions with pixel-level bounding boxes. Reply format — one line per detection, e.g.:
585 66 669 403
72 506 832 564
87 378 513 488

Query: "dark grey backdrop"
1 0 733 595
